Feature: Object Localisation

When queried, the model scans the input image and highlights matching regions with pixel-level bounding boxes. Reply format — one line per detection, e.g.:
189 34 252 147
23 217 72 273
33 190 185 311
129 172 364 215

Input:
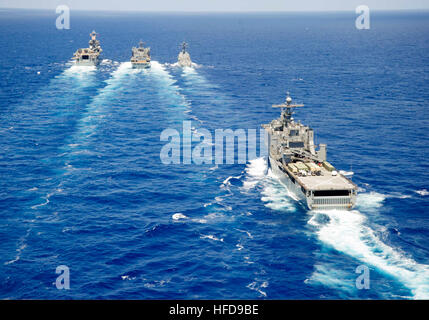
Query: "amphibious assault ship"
177 42 192 67
72 30 102 66
262 93 357 210
131 41 151 69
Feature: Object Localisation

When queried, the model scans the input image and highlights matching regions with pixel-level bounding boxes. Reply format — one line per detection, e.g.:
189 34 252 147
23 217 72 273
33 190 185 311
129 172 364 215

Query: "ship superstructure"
177 42 192 67
262 93 357 210
131 40 151 69
72 30 102 66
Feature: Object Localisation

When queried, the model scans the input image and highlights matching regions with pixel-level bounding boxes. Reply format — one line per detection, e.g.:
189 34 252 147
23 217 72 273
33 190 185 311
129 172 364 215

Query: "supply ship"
262 93 357 210
131 41 151 69
72 30 102 66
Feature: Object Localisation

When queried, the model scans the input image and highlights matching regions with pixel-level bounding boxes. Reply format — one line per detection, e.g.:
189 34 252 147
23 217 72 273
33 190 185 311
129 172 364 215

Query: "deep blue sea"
0 9 428 299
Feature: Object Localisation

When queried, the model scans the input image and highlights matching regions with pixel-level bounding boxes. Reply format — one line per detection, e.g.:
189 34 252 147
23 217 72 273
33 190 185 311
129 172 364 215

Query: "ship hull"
131 62 151 69
74 58 100 67
178 51 192 67
268 156 308 207
268 156 356 211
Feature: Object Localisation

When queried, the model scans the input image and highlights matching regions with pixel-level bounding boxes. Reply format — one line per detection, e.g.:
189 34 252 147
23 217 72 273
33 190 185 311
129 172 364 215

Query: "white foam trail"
260 180 297 212
309 205 429 299
63 64 96 75
181 64 210 87
241 157 297 212
172 213 207 224
246 280 268 297
60 64 97 84
415 189 429 196
6 62 100 265
183 66 196 73
243 159 429 298
242 157 267 190
111 61 132 76
222 175 242 187
355 191 385 212
149 61 194 118
100 59 116 66
150 61 176 84
4 229 31 265
30 190 56 209
151 61 187 93
235 228 253 239
306 264 356 295
74 62 132 142
4 243 27 265
172 213 188 221
30 198 49 209
200 234 224 242
384 192 412 199
168 62 201 69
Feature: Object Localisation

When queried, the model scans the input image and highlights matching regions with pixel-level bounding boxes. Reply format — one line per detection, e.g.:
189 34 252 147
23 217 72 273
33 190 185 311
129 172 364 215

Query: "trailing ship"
72 30 102 66
177 42 192 67
262 93 357 210
131 41 151 69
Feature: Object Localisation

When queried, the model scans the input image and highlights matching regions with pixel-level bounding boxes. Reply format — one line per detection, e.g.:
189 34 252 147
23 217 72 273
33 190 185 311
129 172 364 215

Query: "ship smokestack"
317 144 327 162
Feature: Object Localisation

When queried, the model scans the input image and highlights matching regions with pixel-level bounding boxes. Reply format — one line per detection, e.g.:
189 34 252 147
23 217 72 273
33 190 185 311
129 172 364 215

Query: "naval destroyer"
262 93 357 210
72 30 102 66
131 41 151 69
177 42 192 67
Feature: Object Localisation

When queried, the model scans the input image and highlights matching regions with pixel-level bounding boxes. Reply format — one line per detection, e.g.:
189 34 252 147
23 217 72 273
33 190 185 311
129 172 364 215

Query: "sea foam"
309 206 429 299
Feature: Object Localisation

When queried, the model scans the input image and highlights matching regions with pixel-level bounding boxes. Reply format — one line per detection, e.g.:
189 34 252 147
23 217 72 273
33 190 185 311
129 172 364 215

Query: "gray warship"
177 42 192 67
262 93 358 210
72 30 102 66
131 41 151 69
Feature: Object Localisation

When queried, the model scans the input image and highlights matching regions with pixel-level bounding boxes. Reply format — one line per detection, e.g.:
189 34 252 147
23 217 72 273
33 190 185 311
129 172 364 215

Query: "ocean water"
0 9 428 299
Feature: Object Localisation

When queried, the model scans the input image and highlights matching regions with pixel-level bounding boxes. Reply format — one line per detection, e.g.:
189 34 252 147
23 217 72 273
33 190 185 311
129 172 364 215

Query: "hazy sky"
1 0 428 12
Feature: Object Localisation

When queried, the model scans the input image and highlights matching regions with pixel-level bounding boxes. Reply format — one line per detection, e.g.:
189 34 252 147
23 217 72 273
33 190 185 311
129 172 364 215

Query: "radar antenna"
138 40 148 49
272 92 304 123
90 30 97 40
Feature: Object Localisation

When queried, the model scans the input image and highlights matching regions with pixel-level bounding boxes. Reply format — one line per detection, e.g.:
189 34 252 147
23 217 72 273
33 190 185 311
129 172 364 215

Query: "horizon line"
1 7 429 13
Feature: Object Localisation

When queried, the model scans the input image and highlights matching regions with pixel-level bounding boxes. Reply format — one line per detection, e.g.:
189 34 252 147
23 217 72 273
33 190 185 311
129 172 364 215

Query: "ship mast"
88 30 101 52
90 30 97 40
272 92 304 124
181 42 187 54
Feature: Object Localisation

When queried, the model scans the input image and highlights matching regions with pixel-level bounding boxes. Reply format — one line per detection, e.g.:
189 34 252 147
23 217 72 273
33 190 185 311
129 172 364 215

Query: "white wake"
243 157 429 299
308 205 429 299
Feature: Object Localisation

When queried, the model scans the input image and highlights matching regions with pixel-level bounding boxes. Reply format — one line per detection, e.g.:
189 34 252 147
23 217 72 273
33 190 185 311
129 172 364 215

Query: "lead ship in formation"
72 30 102 66
131 41 151 69
177 42 192 67
262 94 358 210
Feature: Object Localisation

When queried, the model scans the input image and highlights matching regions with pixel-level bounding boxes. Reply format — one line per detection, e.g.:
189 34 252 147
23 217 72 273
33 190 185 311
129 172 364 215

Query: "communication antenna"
272 92 304 122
